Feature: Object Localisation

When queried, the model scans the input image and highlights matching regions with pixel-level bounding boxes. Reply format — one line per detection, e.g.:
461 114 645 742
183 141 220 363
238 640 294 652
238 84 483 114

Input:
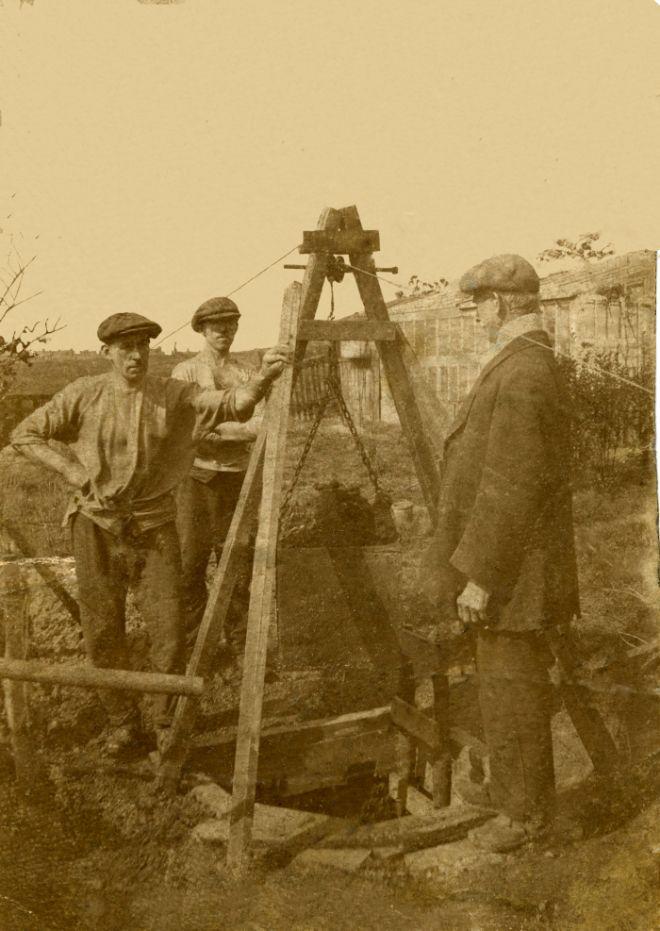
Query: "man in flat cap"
171 297 261 646
11 312 289 756
422 254 579 851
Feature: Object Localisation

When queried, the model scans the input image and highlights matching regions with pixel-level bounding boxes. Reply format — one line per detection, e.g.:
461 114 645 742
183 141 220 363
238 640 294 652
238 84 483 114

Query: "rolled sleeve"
175 381 253 430
11 383 81 448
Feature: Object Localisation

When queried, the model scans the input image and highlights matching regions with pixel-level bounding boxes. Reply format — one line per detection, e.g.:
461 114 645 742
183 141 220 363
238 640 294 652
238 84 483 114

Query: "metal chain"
325 349 381 495
279 392 331 518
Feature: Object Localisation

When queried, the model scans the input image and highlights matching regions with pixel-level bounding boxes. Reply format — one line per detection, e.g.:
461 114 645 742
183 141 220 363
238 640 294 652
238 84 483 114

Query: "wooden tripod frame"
157 204 620 871
157 204 444 868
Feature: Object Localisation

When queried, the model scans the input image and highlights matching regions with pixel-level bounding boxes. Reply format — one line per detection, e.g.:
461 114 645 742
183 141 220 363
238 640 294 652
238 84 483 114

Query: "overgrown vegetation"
557 351 655 487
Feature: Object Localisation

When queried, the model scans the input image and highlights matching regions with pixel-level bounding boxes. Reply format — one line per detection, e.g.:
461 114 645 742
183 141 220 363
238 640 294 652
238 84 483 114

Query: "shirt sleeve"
173 380 255 430
11 381 83 448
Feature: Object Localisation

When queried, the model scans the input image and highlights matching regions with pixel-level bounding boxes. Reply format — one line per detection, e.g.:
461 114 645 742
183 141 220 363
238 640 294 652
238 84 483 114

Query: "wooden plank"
391 658 416 817
300 228 380 255
156 431 266 786
293 207 344 375
1 520 80 624
430 673 452 807
391 697 440 751
0 562 37 784
546 630 620 774
298 319 396 342
189 707 394 794
397 626 472 678
194 706 391 750
0 657 204 696
227 281 302 871
341 205 441 522
316 805 493 852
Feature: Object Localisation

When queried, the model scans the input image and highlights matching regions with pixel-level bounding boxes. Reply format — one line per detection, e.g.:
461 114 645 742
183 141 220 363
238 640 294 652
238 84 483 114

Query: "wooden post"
0 562 36 784
341 205 442 522
227 281 302 871
156 431 266 787
391 658 416 817
430 673 452 807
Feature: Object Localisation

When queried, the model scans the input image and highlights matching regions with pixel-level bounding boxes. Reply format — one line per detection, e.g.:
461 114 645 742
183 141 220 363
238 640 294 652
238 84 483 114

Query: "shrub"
558 350 655 486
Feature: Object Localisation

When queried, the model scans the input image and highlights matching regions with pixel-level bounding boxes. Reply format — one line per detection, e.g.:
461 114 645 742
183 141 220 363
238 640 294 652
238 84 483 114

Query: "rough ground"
0 426 657 929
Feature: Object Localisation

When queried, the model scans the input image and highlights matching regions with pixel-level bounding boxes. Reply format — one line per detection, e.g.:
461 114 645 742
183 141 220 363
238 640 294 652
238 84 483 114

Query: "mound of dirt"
280 481 398 548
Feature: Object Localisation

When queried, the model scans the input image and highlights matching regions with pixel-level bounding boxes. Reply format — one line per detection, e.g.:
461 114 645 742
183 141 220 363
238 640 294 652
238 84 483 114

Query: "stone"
188 781 333 848
404 838 504 877
291 847 374 873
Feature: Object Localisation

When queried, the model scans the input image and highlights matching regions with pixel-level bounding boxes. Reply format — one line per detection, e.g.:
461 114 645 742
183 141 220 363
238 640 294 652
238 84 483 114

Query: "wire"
343 262 653 396
520 335 653 396
154 243 302 348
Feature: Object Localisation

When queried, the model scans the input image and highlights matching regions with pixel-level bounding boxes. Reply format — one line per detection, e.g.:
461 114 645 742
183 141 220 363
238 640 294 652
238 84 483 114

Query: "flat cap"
97 312 162 344
459 254 540 296
191 296 240 332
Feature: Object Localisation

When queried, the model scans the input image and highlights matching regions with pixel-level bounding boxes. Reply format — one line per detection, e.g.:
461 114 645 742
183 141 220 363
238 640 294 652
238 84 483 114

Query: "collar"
198 346 231 368
479 312 544 367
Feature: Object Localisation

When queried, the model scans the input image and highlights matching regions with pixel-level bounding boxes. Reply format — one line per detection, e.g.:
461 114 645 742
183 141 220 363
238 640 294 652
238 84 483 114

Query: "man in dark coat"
423 254 579 852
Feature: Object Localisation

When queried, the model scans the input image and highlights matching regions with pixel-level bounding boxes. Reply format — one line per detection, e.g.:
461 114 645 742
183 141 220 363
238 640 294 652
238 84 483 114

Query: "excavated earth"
0 435 657 929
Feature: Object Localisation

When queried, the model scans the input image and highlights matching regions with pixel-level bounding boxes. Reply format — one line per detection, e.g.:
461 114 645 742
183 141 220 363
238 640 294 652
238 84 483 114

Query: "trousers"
476 628 556 822
176 470 247 635
71 513 184 727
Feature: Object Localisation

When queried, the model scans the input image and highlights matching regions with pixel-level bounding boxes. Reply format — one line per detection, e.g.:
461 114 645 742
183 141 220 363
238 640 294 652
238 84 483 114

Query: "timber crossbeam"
0 658 204 696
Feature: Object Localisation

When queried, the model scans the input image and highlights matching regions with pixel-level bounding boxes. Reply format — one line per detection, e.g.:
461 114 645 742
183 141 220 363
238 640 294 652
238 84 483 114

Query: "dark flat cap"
191 296 240 332
459 254 540 295
97 312 162 343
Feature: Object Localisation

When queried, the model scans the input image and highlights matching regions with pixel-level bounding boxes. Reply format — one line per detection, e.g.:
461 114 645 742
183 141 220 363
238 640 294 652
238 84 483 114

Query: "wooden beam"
158 208 344 792
546 629 620 774
0 562 38 783
316 805 493 852
1 521 80 624
189 707 393 795
155 431 266 787
0 657 203 696
300 229 380 255
297 319 396 342
227 281 302 872
340 205 441 523
391 697 440 751
293 207 344 375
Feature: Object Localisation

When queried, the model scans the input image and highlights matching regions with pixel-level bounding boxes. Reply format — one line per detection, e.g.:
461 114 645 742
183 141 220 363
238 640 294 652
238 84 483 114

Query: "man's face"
474 293 502 343
203 317 239 354
102 334 150 384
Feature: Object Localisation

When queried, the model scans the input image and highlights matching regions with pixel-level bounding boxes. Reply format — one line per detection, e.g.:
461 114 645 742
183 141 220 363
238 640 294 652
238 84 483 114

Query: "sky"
0 0 658 352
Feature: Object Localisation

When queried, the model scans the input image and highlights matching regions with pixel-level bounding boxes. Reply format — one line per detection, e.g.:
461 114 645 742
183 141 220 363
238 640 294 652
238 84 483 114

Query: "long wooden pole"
0 658 204 696
341 205 441 521
227 281 302 871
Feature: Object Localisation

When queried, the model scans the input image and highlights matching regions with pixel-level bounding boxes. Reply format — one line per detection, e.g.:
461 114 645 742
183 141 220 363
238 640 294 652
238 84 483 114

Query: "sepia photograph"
0 1 658 928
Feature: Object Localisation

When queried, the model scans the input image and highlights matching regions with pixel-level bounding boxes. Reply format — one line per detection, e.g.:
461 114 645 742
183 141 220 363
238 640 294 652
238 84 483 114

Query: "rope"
154 243 302 347
343 262 653 396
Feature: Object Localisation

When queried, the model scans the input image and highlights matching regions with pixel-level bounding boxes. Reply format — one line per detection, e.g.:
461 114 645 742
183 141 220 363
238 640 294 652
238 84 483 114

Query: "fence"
380 297 655 423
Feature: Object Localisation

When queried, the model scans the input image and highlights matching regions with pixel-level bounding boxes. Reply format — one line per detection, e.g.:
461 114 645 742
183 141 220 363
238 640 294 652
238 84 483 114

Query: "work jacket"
421 330 580 631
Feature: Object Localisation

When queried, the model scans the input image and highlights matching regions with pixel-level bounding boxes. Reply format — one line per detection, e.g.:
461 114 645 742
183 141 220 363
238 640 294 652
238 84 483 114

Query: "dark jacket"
421 331 579 631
